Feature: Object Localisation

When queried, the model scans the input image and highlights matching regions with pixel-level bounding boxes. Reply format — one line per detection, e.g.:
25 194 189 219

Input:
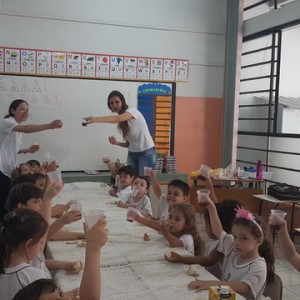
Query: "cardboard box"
209 286 236 300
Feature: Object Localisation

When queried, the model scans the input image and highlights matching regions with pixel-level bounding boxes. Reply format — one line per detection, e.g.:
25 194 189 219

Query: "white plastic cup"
127 207 139 222
102 154 110 163
196 189 210 207
132 186 139 197
269 209 287 231
44 152 51 163
144 167 152 176
70 200 82 214
84 209 105 228
115 175 121 188
47 170 62 184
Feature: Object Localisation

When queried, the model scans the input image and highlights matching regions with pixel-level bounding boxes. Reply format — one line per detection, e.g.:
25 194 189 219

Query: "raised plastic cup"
102 154 110 163
196 189 210 207
144 167 152 176
44 152 51 163
84 209 105 228
70 199 83 214
47 170 62 184
269 209 287 231
127 207 139 222
132 186 139 197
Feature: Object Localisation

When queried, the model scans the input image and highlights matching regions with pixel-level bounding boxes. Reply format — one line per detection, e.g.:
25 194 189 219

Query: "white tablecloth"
48 182 245 300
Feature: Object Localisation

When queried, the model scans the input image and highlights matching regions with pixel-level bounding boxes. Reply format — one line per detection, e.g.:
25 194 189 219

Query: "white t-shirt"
30 252 52 279
0 263 48 300
180 233 194 255
125 194 152 216
0 117 21 178
126 108 155 152
204 239 223 279
158 194 169 221
117 185 132 201
217 231 267 300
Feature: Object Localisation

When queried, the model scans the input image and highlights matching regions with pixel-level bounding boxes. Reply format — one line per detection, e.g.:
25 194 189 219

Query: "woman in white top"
84 90 156 175
0 99 63 220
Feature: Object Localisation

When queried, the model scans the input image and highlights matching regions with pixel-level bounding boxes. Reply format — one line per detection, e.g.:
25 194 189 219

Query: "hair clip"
235 206 255 221
21 215 28 223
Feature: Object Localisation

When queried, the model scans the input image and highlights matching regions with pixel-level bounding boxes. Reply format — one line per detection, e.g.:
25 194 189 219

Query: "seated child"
27 159 42 173
118 176 152 217
12 217 108 300
188 197 275 300
10 163 32 182
127 172 190 230
102 156 125 186
165 199 243 279
160 203 203 255
110 165 135 198
5 182 84 274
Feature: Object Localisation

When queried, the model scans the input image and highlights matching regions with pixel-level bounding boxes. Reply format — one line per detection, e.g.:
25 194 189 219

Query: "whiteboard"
0 75 160 171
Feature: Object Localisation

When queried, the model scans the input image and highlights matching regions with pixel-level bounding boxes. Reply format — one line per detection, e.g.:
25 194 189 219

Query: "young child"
165 199 243 279
26 159 42 173
12 217 108 300
10 163 32 183
118 176 152 217
0 208 49 300
102 156 126 186
127 172 190 230
160 203 203 255
188 197 275 300
110 165 135 198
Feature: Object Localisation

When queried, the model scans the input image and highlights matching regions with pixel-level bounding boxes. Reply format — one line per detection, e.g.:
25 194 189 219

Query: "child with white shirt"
117 176 152 217
0 208 49 300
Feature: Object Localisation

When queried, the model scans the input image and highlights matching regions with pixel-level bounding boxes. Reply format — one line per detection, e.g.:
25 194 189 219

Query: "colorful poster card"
82 54 96 77
124 57 137 79
4 48 20 73
21 49 36 74
67 53 82 77
96 55 110 78
0 48 4 73
110 56 124 78
175 60 189 82
137 57 150 80
163 59 176 81
52 52 67 76
150 58 163 81
37 51 52 75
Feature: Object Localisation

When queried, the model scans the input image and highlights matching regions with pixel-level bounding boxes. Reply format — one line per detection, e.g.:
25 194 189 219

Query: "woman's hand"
83 116 96 125
108 135 117 145
27 144 40 153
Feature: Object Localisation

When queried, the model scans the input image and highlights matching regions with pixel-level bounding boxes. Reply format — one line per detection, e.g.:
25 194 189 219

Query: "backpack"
268 183 300 200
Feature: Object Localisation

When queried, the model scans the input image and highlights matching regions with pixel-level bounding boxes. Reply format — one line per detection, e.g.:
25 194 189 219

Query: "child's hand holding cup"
127 207 142 222
269 209 287 231
102 154 110 163
70 199 83 215
196 189 210 207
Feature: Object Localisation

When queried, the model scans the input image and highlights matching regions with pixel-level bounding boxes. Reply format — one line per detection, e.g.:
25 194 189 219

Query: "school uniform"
116 185 132 201
217 231 267 300
180 233 194 255
30 252 52 279
158 194 169 221
0 263 48 300
122 194 152 217
204 239 223 279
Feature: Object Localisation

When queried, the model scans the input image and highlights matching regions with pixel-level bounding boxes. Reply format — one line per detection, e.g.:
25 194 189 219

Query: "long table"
48 182 245 300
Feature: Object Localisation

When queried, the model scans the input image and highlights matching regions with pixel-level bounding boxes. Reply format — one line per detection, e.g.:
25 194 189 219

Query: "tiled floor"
195 213 300 300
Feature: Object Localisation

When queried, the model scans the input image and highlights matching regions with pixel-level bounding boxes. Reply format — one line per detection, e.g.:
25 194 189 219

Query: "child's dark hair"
5 182 43 211
134 176 150 190
10 173 36 188
0 208 48 273
117 165 136 177
204 199 244 233
168 179 190 196
4 99 28 118
233 214 275 284
171 203 204 256
26 159 41 168
12 278 58 300
31 172 46 182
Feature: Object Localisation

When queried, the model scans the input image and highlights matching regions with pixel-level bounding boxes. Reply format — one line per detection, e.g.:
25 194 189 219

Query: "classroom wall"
0 0 227 173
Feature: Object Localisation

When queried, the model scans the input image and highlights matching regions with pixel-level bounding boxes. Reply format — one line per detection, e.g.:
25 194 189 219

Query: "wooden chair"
263 273 283 300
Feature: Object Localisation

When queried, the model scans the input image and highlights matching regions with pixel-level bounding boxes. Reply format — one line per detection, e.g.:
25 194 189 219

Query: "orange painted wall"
174 97 224 183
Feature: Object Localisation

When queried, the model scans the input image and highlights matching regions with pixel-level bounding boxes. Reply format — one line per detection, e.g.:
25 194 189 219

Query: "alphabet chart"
0 46 188 82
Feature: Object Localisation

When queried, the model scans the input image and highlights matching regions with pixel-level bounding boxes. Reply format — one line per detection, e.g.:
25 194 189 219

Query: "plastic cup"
44 152 51 163
102 154 110 163
47 170 62 184
70 200 82 214
84 209 105 228
144 167 152 176
269 209 287 231
132 186 139 197
115 175 121 188
196 189 210 207
127 207 139 222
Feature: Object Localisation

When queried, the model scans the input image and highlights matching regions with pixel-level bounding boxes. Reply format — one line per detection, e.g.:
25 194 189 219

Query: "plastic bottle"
256 160 263 181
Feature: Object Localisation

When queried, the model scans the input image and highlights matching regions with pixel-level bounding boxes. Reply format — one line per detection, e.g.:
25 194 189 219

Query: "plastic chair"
263 273 283 300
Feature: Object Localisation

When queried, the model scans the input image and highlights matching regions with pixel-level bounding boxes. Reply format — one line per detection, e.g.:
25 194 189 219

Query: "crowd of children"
0 146 298 300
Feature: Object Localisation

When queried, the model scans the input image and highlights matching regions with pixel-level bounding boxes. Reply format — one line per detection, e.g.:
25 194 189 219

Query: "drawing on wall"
0 76 63 110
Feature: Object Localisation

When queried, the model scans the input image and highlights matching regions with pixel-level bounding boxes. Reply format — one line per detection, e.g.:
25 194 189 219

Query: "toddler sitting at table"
118 176 152 217
110 165 135 198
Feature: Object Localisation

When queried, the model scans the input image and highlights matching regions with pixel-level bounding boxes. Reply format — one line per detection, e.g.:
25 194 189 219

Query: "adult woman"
84 90 156 175
0 99 63 219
